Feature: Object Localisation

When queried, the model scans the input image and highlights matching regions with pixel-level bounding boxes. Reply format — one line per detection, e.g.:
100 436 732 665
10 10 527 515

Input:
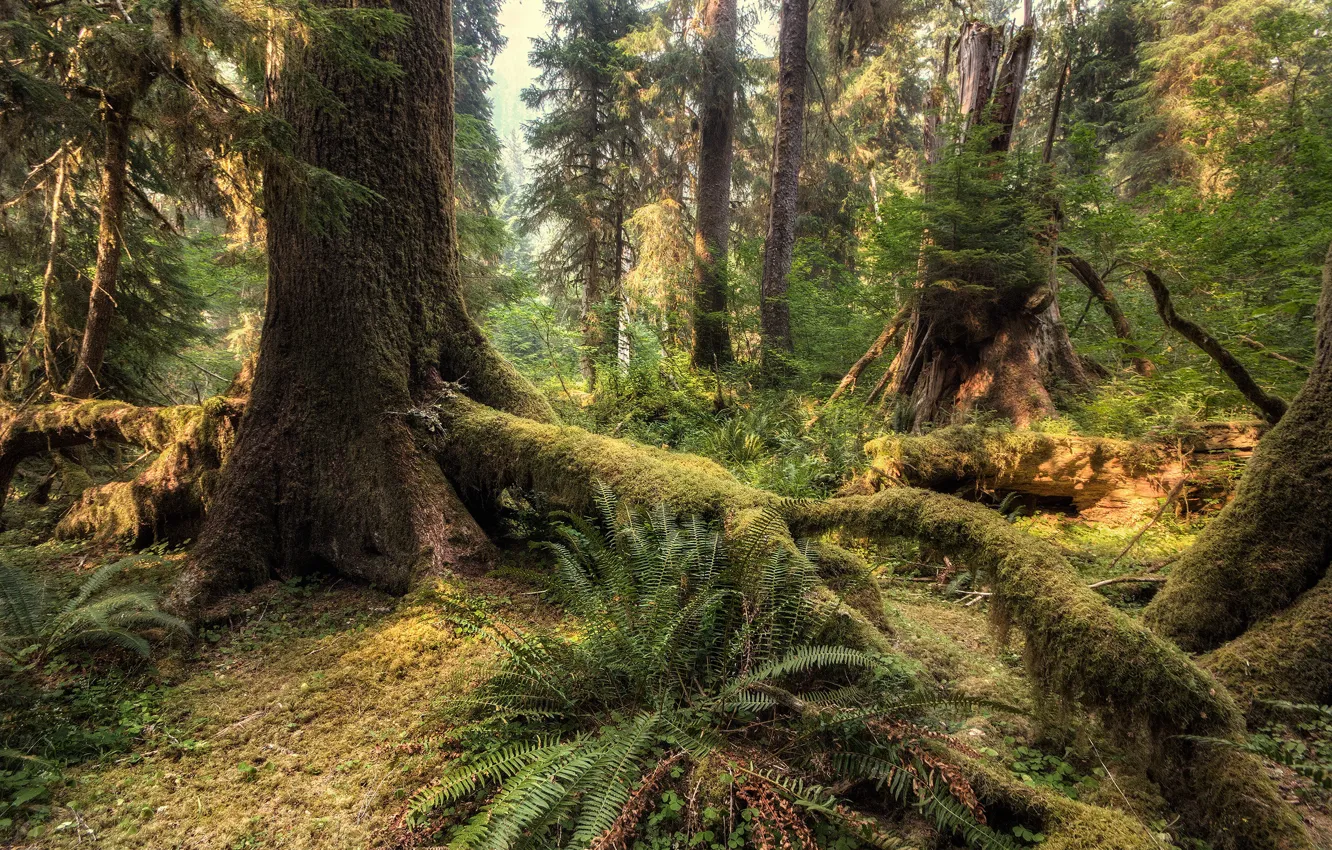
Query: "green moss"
788 489 1313 850
961 755 1159 850
1204 574 1332 710
859 424 1162 491
436 397 1312 849
807 541 890 629
1145 348 1332 652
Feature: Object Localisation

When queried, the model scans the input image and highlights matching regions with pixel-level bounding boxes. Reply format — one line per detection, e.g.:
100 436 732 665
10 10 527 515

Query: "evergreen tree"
522 0 646 386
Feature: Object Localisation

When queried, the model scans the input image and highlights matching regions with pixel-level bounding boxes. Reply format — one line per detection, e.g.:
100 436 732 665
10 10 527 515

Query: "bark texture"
1145 247 1332 661
172 0 553 614
690 0 737 371
66 96 134 399
758 0 808 357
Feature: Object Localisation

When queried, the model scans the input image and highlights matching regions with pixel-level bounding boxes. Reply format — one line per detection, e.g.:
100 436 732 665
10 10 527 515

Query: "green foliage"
407 489 1013 849
1234 702 1332 791
0 554 188 669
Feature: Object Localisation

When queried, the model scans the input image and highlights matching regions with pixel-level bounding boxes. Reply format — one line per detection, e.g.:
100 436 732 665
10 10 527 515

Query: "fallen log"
846 422 1262 524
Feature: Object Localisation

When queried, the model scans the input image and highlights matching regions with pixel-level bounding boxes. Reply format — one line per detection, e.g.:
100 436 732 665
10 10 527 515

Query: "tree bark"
172 0 553 614
41 149 68 387
66 96 133 399
580 229 603 386
882 22 1058 429
758 0 808 358
1145 246 1331 661
1143 269 1287 423
690 0 737 370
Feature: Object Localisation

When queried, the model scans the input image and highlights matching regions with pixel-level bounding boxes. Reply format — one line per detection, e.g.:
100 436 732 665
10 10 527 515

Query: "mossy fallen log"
0 397 238 542
849 423 1260 524
433 395 1310 850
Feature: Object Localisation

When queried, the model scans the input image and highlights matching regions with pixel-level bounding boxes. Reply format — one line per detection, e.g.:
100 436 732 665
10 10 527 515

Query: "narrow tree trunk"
40 149 68 387
1146 246 1331 670
66 97 133 399
173 0 552 613
690 0 737 370
1144 269 1287 423
758 0 808 357
581 230 603 386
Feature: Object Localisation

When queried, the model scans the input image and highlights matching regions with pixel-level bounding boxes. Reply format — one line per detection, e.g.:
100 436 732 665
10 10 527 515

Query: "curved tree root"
0 398 240 541
1204 572 1332 710
433 395 1311 850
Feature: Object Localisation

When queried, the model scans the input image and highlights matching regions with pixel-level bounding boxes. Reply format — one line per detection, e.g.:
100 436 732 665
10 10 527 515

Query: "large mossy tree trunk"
170 0 553 613
1146 246 1332 686
758 0 808 359
690 0 737 371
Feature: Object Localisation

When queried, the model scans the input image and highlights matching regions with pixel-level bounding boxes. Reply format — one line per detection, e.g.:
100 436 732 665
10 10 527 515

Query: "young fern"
0 556 189 666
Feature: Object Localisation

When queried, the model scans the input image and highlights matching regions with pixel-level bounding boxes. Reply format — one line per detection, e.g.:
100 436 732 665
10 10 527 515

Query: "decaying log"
846 422 1261 524
0 398 239 542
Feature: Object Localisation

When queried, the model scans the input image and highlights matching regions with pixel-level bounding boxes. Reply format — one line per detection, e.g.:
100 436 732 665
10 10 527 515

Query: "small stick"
1108 478 1187 571
1087 575 1168 590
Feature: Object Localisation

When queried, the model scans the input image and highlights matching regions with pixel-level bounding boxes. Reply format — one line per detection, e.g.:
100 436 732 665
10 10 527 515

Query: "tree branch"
1143 268 1287 423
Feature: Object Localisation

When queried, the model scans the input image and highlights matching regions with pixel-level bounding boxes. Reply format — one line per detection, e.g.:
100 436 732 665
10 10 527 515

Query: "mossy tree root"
0 398 240 541
432 395 1311 850
787 491 1309 850
1203 572 1332 710
1144 246 1332 654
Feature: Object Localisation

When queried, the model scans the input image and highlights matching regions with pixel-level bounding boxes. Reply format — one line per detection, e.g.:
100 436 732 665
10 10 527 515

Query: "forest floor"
3 455 1332 849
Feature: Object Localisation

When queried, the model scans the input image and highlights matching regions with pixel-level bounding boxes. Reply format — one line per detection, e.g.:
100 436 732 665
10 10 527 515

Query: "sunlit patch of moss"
33 580 512 850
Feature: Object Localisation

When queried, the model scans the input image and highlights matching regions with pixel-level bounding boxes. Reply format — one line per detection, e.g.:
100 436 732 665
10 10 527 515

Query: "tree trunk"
41 149 68 387
580 229 605 388
758 0 808 358
172 0 553 613
1145 245 1331 660
66 96 133 399
883 21 1057 429
690 0 737 371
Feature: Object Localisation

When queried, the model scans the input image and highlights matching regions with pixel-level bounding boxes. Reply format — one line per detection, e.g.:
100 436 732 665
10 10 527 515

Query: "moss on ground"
13 576 529 849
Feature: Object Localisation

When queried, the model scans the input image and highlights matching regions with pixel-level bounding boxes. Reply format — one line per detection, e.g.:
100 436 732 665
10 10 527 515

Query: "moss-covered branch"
0 398 238 540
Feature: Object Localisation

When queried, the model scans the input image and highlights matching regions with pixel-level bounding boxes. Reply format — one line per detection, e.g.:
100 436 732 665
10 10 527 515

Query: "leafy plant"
0 556 190 669
407 487 1015 849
